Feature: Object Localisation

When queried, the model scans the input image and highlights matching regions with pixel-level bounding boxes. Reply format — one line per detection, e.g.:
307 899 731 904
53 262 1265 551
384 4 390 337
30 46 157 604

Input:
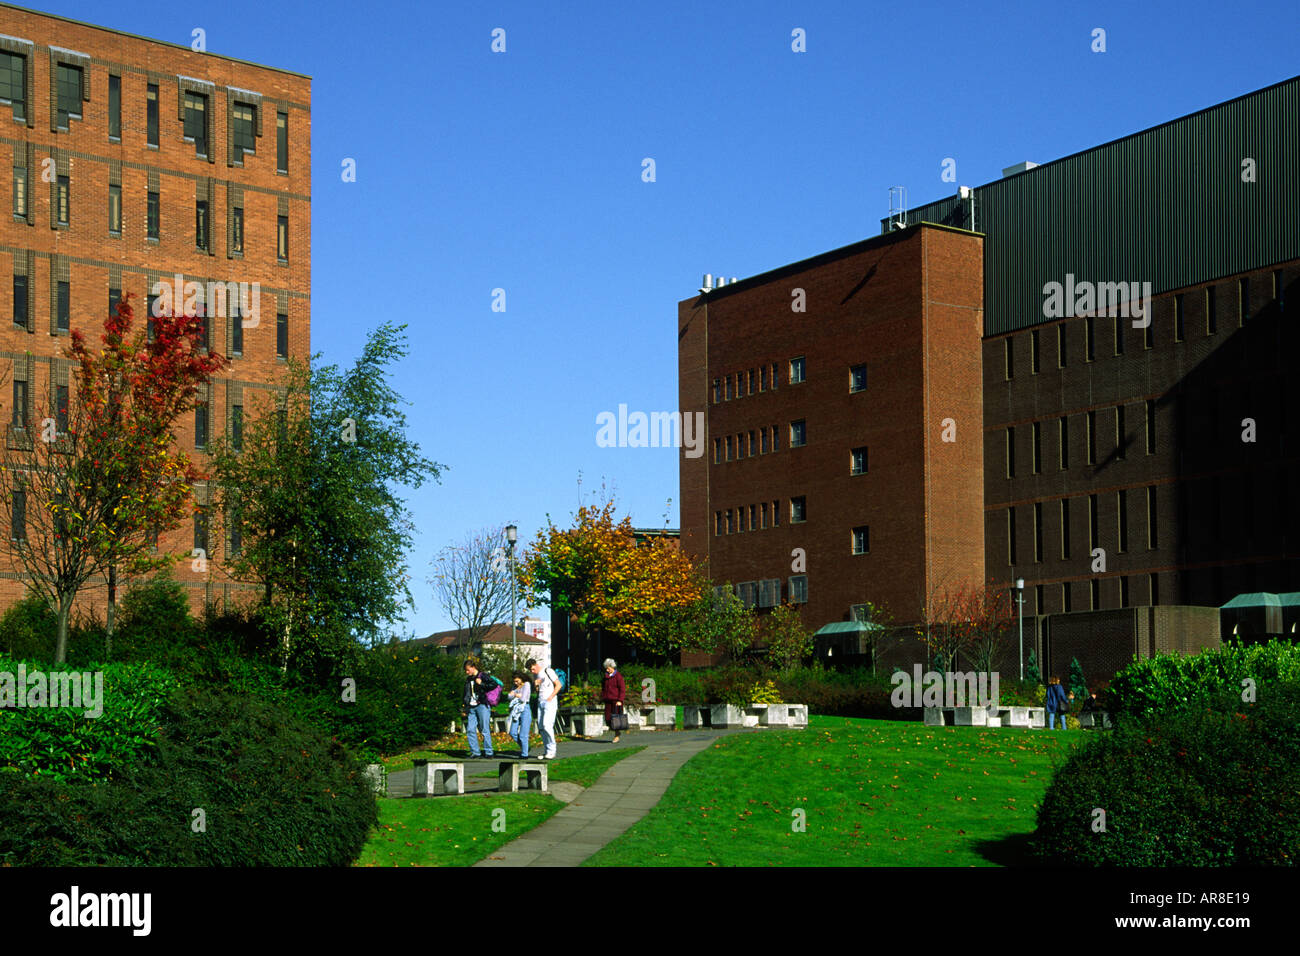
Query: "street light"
506 524 518 666
1014 578 1025 680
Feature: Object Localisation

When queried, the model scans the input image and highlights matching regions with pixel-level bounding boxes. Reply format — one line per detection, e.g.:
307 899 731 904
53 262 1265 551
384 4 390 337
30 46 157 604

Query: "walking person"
462 658 496 758
529 658 562 760
601 658 627 744
508 670 532 758
1045 676 1073 730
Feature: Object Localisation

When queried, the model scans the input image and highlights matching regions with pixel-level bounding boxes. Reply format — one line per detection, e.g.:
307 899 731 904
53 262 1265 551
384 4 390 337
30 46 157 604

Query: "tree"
212 323 442 676
428 526 519 655
758 603 813 670
1026 648 1042 684
0 294 222 663
964 582 1013 678
641 582 755 660
518 498 703 656
851 600 895 674
918 579 1011 676
1068 656 1088 701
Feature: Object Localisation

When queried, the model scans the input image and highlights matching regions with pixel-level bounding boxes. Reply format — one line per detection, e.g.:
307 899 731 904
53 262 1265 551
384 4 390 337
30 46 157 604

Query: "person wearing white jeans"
529 659 560 759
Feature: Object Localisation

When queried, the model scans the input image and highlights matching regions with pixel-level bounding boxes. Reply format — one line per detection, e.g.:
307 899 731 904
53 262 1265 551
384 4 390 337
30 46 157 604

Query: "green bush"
1032 684 1300 866
0 593 56 661
112 571 195 659
0 685 378 866
0 657 177 782
1107 640 1300 724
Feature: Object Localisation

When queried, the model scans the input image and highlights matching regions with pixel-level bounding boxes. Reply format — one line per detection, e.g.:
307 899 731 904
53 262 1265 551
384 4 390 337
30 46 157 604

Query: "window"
232 102 256 161
789 356 805 384
1030 330 1040 373
1007 507 1017 565
713 438 721 464
1086 411 1096 465
748 430 756 457
278 215 288 260
231 298 244 355
1059 416 1069 470
0 51 25 121
229 205 243 253
759 366 767 392
1085 317 1095 361
760 429 768 454
1088 494 1099 552
56 281 69 333
1032 422 1041 474
1090 579 1100 611
108 184 121 234
852 526 869 555
108 74 120 139
11 486 24 541
770 362 778 390
56 175 68 225
146 83 158 147
714 512 722 536
1060 498 1071 559
146 293 157 342
276 111 288 172
109 287 120 319
13 166 26 218
1004 337 1014 378
13 274 26 328
725 435 733 461
790 496 806 523
789 420 806 448
56 385 68 434
229 504 242 557
1145 400 1155 454
56 64 82 129
1147 486 1158 548
183 92 208 156
195 402 209 448
746 369 754 396
789 575 808 604
1033 502 1043 562
1206 286 1217 334
12 379 27 428
1005 426 1015 477
760 502 768 529
1117 490 1128 552
194 509 209 555
1113 316 1124 355
1173 294 1185 341
725 510 733 534
1144 315 1153 349
771 499 779 527
231 404 243 451
196 199 209 250
1115 405 1126 459
850 446 868 475
749 504 756 531
1057 324 1067 367
850 364 867 392
1035 584 1043 615
737 582 758 608
1120 575 1130 608
147 190 159 239
1149 572 1159 605
771 425 779 452
712 379 720 404
725 376 732 401
1062 582 1072 613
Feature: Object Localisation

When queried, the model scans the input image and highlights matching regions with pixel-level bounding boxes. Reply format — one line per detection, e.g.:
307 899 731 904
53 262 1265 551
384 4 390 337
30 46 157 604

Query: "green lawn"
583 716 1085 867
358 747 644 866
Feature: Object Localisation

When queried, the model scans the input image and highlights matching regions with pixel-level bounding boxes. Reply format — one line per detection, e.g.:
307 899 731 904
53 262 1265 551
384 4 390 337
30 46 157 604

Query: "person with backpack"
1045 676 1073 730
462 658 500 758
528 658 563 760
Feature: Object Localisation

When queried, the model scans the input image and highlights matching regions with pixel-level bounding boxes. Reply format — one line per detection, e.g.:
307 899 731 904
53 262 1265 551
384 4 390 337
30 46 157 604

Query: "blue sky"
35 0 1300 637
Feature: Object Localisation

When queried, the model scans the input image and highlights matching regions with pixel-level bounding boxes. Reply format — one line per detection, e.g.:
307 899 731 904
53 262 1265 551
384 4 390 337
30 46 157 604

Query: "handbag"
610 711 629 731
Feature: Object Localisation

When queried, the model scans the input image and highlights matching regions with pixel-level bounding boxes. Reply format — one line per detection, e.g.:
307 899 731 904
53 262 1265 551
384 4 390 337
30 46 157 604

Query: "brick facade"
0 5 310 620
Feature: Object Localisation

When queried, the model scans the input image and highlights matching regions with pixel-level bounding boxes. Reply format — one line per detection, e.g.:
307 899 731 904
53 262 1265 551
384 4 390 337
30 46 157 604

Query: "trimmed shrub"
0 593 56 661
1032 685 1300 866
0 685 378 866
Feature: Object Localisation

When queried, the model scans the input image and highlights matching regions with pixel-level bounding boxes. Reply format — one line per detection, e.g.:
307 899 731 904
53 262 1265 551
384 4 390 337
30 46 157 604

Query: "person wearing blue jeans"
1045 676 1073 730
508 671 532 758
462 659 496 758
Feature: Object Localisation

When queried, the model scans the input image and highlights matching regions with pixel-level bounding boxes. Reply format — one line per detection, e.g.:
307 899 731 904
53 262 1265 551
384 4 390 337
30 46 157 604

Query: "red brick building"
0 4 310 618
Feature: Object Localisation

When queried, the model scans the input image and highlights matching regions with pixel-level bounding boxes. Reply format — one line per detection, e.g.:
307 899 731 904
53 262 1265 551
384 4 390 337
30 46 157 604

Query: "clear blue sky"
36 0 1300 637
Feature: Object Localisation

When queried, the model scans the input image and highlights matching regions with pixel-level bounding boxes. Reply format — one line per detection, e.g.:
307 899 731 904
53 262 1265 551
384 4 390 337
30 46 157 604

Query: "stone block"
985 716 1001 728
412 760 464 797
1005 707 1030 727
709 704 746 728
498 761 548 793
787 704 809 728
923 706 946 727
760 704 791 727
1027 708 1046 728
681 704 710 729
571 712 607 737
640 704 676 730
953 706 987 726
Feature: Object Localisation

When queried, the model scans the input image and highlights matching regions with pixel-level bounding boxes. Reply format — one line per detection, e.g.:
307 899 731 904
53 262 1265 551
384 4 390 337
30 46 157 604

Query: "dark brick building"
680 75 1299 674
0 4 310 617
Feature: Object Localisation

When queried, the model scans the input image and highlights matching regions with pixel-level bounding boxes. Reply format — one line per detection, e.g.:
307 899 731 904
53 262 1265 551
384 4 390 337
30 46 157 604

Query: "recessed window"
229 504 242 557
195 402 209 448
231 299 244 356
56 175 68 225
193 508 209 554
1007 506 1017 565
789 575 808 604
714 512 722 536
771 499 780 527
13 166 26 218
1117 489 1128 552
1113 315 1125 355
760 502 768 529
1059 416 1069 470
760 429 768 454
56 64 82 129
10 486 24 541
1031 422 1041 474
231 404 243 451
1062 581 1072 613
1004 337 1014 378
146 293 157 342
770 362 778 390
852 526 869 555
276 111 288 173
1088 494 1099 552
232 206 244 253
183 91 208 157
1060 498 1071 559
712 379 721 404
746 369 754 396
771 425 779 452
108 184 121 235
789 419 806 447
0 51 26 122
748 430 756 457
1033 502 1043 562
725 510 733 534
1086 411 1096 465
726 436 733 461
1115 405 1126 460
108 74 120 139
108 287 120 320
850 446 868 475
277 215 288 260
850 364 867 392
232 102 256 161
13 274 27 328
147 190 159 239
1147 486 1158 548
790 496 806 523
759 366 767 392
146 83 159 147
1145 400 1155 454
196 199 209 251
56 384 68 434
789 356 805 384
1090 579 1100 610
56 281 69 333
1005 426 1015 477
277 312 288 358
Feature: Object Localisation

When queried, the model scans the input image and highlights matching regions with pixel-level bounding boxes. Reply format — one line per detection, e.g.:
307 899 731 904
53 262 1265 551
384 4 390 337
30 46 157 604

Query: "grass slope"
584 716 1083 867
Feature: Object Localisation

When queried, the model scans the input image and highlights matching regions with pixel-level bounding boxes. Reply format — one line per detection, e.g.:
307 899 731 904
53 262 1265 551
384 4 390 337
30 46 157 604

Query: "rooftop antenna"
888 185 908 231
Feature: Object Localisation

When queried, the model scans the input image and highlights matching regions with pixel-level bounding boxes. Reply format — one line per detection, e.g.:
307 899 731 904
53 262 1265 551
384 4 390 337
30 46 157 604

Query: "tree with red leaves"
0 293 223 663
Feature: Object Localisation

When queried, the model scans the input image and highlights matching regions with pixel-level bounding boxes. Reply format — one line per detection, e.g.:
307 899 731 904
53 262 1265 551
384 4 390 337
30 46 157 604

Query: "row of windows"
1006 486 1159 565
1005 401 1156 476
720 577 809 609
1017 575 1160 615
12 279 291 359
1003 274 1287 378
0 51 291 173
12 170 290 260
712 359 868 403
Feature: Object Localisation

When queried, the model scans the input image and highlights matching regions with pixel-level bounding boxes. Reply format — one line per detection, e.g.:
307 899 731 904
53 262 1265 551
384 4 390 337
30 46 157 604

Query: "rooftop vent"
1001 161 1039 178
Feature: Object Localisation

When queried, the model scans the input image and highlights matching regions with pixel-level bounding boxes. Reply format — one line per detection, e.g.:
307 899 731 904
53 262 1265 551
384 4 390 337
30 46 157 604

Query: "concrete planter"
786 704 809 727
681 704 711 729
639 704 676 730
710 703 746 728
571 711 607 737
953 706 988 726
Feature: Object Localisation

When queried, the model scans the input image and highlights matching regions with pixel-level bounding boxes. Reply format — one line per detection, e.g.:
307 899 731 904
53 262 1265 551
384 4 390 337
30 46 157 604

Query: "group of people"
461 657 628 761
1044 676 1101 729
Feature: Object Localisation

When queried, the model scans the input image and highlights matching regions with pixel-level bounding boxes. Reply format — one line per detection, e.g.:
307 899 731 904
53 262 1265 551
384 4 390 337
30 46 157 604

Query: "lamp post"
1014 578 1025 680
506 524 518 667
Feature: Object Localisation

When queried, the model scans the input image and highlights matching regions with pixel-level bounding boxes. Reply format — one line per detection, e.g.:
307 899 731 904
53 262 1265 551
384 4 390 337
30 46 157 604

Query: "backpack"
551 668 567 693
484 674 504 707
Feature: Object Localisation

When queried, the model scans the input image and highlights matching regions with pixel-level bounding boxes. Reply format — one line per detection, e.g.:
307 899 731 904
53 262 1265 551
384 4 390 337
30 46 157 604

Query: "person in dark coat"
601 658 627 743
1045 676 1073 730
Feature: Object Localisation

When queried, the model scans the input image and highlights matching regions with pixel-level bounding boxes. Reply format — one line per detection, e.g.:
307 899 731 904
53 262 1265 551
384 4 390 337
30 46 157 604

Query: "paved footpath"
430 728 740 867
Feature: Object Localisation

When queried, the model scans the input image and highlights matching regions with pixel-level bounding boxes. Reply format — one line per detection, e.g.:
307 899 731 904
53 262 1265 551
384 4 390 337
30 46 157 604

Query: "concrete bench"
1078 710 1112 728
412 760 465 796
682 704 712 729
925 705 1047 728
498 761 548 793
639 704 676 730
570 712 607 737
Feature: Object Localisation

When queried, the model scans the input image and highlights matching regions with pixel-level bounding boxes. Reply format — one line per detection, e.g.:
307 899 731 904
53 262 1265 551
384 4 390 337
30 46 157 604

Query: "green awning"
815 621 885 635
1221 592 1282 609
